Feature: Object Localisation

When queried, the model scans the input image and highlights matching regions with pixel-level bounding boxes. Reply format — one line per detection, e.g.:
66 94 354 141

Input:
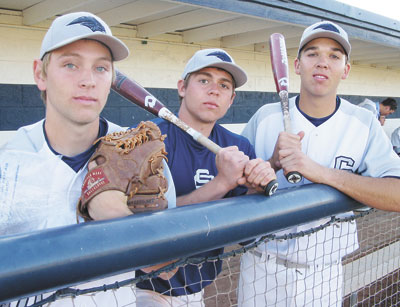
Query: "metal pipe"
0 184 365 302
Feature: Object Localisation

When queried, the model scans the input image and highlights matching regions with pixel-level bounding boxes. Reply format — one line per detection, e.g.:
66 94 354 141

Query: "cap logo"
67 16 106 33
313 23 340 34
207 51 232 63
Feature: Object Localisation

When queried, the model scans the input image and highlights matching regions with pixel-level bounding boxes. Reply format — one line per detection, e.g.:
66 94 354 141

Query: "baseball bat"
112 70 278 196
269 33 302 184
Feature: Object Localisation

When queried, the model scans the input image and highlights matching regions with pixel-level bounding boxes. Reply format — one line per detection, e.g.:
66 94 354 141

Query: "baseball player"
0 12 176 306
237 21 400 306
134 48 277 306
358 97 397 125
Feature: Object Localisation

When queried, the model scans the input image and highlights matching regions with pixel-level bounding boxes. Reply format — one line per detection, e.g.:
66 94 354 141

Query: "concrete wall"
2 19 400 94
1 11 399 134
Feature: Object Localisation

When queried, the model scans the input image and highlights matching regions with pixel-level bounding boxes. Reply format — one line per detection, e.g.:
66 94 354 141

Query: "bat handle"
194 133 222 154
195 131 278 196
279 91 303 184
263 179 278 196
286 171 302 184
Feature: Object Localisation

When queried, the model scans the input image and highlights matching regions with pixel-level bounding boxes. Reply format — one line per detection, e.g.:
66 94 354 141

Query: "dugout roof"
1 0 400 69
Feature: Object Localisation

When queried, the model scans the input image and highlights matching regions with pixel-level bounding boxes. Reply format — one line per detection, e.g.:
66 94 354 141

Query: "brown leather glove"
77 121 168 221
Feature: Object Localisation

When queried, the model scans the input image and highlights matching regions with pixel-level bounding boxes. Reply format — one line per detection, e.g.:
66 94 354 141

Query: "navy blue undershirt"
44 117 108 172
295 95 340 126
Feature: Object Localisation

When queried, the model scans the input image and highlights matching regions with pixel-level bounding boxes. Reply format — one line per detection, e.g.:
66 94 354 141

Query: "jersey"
0 118 176 306
392 126 400 155
242 95 400 265
358 98 380 119
136 118 256 296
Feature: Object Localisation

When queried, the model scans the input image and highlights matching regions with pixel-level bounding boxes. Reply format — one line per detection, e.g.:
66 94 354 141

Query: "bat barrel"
269 33 289 93
112 70 163 117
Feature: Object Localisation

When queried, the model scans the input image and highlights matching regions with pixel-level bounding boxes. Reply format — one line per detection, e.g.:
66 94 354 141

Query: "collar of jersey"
295 95 341 127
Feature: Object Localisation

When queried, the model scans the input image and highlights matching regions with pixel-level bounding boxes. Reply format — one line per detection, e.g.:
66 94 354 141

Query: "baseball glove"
77 121 168 221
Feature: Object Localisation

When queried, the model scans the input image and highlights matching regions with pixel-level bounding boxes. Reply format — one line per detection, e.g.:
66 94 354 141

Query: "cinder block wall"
1 15 399 135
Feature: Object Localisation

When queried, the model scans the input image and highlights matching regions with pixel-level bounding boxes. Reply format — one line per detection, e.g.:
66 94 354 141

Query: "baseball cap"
298 21 351 57
40 12 129 61
182 48 248 88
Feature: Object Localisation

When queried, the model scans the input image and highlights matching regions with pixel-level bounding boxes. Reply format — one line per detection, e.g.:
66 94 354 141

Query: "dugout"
0 0 399 142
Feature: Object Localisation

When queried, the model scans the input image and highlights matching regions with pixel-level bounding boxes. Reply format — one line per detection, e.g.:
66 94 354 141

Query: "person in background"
358 97 397 125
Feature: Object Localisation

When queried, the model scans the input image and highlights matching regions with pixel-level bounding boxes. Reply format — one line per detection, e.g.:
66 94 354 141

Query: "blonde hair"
39 53 51 105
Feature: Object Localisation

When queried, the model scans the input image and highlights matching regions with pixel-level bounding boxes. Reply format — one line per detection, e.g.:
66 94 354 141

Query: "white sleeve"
241 111 259 146
241 102 279 146
358 120 400 178
0 150 60 235
163 160 176 209
391 128 400 146
391 128 400 154
359 102 378 118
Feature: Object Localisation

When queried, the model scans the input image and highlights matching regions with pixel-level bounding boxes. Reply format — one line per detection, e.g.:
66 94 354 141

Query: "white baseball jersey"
0 119 176 306
241 96 400 265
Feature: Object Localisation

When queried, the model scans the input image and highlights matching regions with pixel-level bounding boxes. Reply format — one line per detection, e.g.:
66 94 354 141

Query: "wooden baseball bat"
112 70 278 196
269 33 302 184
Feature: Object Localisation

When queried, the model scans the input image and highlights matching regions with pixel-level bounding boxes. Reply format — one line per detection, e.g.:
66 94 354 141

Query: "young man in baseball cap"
237 20 400 306
134 48 277 306
0 11 176 306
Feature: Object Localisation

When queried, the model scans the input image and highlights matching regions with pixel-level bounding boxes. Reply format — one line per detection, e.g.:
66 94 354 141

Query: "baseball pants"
136 288 205 307
237 251 342 307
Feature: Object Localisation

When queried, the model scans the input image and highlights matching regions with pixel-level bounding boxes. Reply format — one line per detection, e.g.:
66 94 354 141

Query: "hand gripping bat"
112 70 278 196
269 33 302 184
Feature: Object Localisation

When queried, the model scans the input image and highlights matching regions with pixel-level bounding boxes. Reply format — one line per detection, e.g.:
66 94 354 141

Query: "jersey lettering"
334 156 355 171
194 169 214 189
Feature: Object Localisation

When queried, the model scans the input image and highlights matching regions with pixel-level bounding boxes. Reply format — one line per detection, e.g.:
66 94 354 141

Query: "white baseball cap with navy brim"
182 48 248 88
298 21 351 57
40 12 129 61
